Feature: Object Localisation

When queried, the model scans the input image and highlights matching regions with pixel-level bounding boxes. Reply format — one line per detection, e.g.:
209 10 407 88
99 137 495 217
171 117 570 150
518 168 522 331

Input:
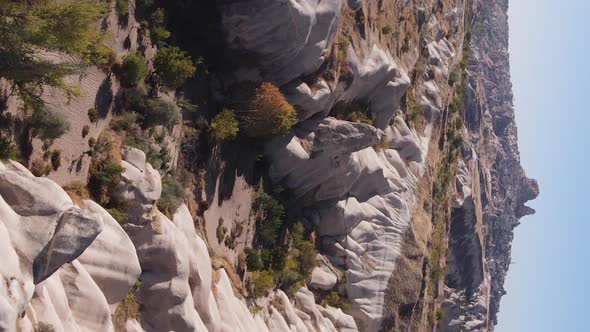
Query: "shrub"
250 270 274 298
210 108 239 141
382 24 393 34
112 280 141 331
88 159 124 204
50 150 61 170
322 291 350 311
373 134 389 151
119 54 148 87
245 248 263 271
34 322 56 332
141 99 179 127
30 159 51 177
107 207 128 224
87 108 98 123
149 9 171 46
110 112 139 131
85 44 116 69
82 125 90 138
116 0 129 18
157 175 185 217
401 37 410 53
244 82 297 138
154 46 196 90
30 108 70 140
0 136 17 159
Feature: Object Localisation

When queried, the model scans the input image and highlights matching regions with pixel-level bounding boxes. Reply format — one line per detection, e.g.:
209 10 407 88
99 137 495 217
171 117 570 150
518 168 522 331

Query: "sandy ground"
203 173 257 265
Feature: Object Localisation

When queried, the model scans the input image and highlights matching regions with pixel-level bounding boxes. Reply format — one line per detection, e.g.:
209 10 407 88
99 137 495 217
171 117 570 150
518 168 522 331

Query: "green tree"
118 54 148 87
245 248 263 271
154 46 196 90
0 0 106 113
210 109 239 141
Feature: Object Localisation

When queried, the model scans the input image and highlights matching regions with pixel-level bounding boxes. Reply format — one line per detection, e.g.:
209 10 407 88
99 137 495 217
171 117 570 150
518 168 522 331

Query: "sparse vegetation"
34 322 56 332
322 291 351 312
113 280 141 331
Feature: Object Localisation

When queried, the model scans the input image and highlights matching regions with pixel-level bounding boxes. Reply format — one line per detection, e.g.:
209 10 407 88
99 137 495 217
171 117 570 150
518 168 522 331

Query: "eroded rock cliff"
0 0 536 331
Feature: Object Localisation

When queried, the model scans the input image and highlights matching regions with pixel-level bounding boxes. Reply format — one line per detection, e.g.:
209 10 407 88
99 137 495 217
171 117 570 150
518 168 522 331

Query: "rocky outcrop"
0 148 358 332
0 160 139 332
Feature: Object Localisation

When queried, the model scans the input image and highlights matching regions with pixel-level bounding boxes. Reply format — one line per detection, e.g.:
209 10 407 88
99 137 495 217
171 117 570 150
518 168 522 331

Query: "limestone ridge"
442 0 538 330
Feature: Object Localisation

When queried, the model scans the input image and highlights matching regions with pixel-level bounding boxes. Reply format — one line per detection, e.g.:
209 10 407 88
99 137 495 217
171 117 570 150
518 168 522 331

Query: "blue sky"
497 0 589 331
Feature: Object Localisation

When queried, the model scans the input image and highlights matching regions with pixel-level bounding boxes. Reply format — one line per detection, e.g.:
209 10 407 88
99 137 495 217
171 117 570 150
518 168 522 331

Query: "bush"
87 108 98 123
154 46 196 90
113 280 141 331
82 125 90 138
322 291 350 312
244 82 297 138
34 322 56 332
245 248 263 271
250 270 274 298
401 37 410 53
30 108 70 140
382 24 393 34
110 112 139 131
0 136 17 160
157 175 185 217
50 150 61 170
116 0 129 18
85 44 116 69
119 54 148 87
107 207 128 224
373 134 389 151
30 159 51 177
149 9 171 46
141 99 179 127
210 108 239 141
88 159 125 204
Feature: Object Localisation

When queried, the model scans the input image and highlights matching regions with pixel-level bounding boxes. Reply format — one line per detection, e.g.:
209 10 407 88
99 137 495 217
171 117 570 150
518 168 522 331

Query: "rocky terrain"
0 0 536 332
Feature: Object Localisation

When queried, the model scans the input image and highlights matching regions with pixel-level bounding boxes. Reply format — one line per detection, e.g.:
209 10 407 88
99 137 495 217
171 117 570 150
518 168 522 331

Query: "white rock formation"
0 159 139 332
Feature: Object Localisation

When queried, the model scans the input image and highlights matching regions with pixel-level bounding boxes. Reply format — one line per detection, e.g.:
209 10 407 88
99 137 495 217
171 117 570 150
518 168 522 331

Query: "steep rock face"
221 0 464 330
0 160 140 332
0 151 359 332
221 0 343 85
442 0 539 330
